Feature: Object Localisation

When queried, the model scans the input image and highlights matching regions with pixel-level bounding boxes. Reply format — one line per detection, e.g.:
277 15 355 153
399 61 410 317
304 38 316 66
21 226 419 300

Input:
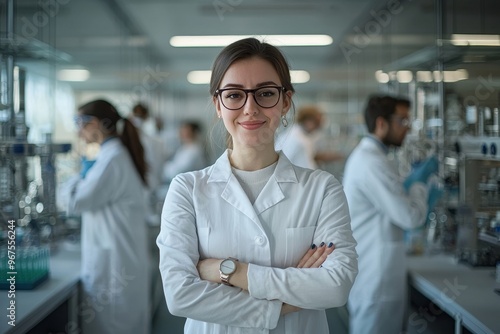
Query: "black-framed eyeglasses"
214 86 286 110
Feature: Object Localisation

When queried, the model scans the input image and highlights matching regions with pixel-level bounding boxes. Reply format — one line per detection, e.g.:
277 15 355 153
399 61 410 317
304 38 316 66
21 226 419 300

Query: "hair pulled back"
209 37 295 96
209 38 295 148
78 99 148 185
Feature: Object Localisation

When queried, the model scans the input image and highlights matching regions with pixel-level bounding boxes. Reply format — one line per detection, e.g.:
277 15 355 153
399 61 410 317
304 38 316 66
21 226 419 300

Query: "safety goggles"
73 115 95 129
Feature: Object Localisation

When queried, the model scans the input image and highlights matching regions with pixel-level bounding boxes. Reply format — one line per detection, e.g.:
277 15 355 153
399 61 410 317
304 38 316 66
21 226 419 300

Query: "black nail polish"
311 244 316 249
328 242 334 248
320 242 325 247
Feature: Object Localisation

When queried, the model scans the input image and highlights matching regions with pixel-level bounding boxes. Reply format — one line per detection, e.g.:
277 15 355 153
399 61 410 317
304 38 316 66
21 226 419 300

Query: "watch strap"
220 273 232 286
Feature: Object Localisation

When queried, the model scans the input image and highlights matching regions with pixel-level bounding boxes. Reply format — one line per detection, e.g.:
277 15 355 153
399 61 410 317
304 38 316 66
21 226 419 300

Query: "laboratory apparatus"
395 82 500 266
455 136 500 266
0 0 71 289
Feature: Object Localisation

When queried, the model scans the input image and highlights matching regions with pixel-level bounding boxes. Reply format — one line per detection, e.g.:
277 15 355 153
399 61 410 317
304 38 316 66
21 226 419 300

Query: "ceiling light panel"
451 34 500 46
57 69 90 82
171 35 333 47
187 70 310 84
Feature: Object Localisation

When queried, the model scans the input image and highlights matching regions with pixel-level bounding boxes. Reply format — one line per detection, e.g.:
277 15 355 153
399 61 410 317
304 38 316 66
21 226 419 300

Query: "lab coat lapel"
253 151 297 215
208 150 298 223
208 150 260 224
221 174 260 223
253 176 284 215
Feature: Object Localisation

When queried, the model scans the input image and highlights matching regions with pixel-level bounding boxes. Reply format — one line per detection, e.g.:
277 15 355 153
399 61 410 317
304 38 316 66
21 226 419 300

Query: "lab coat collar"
365 135 389 154
208 149 298 222
101 135 118 146
208 149 298 184
96 137 121 158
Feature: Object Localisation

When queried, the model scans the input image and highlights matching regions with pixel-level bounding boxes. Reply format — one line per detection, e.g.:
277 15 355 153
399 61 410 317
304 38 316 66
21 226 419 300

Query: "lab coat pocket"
197 227 211 259
284 226 316 267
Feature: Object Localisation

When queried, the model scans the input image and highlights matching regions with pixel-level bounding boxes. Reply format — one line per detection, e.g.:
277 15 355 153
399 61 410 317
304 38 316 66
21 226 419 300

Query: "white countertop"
0 246 81 334
408 254 500 334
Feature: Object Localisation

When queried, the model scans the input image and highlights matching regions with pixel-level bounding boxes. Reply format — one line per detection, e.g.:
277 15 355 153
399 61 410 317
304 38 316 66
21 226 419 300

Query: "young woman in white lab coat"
63 100 150 334
157 38 358 334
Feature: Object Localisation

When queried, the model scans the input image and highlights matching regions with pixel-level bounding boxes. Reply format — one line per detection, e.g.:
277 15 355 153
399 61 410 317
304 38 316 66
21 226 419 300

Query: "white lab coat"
342 137 428 334
140 130 167 189
157 149 358 334
162 142 207 183
276 125 317 169
62 138 150 334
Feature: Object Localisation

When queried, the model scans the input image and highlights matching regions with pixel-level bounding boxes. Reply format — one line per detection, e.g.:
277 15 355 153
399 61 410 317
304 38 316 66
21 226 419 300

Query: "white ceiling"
6 0 500 105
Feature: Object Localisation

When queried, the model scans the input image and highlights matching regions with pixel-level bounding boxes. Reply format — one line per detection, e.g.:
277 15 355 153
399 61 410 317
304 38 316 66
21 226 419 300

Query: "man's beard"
381 131 403 147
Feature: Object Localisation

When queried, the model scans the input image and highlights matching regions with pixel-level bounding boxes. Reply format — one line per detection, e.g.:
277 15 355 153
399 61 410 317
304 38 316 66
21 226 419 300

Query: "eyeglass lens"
392 115 411 127
219 86 282 110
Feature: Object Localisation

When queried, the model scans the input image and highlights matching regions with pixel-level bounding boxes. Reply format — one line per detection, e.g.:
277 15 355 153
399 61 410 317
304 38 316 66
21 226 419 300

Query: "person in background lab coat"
162 120 207 183
156 38 358 334
129 103 167 228
61 99 150 334
130 103 167 188
277 104 344 169
131 102 158 137
343 95 438 334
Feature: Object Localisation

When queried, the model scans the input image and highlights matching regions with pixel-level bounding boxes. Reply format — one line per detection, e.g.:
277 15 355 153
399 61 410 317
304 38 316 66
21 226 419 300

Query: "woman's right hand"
281 303 301 315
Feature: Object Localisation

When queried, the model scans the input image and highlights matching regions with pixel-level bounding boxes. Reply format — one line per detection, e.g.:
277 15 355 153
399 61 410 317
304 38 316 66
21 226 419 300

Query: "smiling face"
213 56 292 152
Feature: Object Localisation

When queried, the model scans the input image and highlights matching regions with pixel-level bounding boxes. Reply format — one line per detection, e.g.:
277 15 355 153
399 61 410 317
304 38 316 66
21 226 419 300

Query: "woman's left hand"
297 242 335 268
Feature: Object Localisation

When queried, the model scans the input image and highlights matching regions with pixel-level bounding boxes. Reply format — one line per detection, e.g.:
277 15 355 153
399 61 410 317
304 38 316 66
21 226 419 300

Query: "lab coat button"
254 236 265 245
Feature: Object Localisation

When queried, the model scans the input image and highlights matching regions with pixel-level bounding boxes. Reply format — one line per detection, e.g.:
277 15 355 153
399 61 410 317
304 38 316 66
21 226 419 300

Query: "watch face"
220 259 237 275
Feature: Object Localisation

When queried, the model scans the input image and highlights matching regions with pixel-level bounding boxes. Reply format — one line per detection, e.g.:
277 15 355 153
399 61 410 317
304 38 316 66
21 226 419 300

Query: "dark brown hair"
364 95 410 133
78 99 148 185
209 38 295 148
132 103 149 120
209 37 295 96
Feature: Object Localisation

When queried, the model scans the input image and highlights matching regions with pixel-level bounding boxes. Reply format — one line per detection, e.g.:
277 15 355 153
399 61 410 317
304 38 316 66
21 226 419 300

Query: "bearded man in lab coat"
343 95 438 334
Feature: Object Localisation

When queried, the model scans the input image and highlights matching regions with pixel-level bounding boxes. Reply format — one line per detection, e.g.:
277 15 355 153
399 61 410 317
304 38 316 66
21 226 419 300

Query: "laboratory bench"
407 254 500 334
0 223 162 334
0 246 81 334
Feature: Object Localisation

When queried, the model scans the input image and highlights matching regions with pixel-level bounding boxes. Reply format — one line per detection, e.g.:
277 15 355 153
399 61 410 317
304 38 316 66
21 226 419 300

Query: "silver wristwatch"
219 257 238 286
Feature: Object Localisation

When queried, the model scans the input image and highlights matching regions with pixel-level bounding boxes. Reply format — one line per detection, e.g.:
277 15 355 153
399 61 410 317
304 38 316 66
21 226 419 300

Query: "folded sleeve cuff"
248 263 282 329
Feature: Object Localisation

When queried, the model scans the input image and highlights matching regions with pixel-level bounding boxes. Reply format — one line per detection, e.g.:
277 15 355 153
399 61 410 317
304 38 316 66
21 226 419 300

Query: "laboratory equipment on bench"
0 66 71 289
0 0 72 289
454 136 500 267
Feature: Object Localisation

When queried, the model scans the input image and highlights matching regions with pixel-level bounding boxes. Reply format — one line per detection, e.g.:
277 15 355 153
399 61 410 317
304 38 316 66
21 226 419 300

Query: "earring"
281 115 288 127
217 114 221 119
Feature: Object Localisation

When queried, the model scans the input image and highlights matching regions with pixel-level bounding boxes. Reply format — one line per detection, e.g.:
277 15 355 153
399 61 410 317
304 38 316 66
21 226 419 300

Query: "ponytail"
78 99 148 186
119 118 148 185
